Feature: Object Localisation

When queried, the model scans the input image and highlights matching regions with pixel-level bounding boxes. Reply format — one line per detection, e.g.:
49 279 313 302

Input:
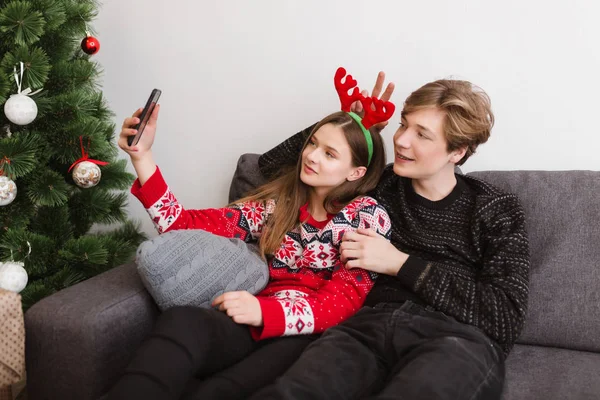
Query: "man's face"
392 107 464 180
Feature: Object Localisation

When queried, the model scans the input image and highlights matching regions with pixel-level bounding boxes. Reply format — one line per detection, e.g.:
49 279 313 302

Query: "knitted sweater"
131 167 392 340
258 125 530 355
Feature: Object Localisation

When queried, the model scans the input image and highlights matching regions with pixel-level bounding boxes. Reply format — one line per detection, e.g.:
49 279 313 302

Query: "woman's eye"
326 152 335 158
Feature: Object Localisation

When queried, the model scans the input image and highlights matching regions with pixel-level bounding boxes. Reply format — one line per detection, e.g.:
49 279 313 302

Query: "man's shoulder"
460 174 524 219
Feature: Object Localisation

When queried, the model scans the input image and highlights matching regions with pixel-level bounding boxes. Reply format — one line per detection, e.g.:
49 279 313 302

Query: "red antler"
334 67 364 112
359 97 396 129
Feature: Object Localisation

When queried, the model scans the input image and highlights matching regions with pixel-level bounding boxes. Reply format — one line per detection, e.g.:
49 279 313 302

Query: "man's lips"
396 153 415 161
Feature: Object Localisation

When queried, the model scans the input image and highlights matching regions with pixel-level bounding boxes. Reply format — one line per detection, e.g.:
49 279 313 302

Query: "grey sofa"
24 154 600 400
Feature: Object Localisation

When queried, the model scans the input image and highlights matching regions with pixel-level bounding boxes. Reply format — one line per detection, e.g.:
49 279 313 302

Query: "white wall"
95 0 600 236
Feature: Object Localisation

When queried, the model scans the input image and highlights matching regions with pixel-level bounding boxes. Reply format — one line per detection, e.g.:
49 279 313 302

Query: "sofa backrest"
229 154 600 352
468 170 600 352
228 153 266 204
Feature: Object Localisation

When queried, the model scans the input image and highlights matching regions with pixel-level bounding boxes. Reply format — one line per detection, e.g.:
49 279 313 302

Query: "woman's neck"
411 166 458 201
307 190 329 221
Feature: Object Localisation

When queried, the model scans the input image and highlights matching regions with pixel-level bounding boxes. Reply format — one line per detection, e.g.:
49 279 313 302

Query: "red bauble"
81 35 100 55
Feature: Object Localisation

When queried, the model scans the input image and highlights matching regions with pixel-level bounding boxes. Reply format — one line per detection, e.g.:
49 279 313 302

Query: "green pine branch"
31 0 67 31
29 204 73 245
0 179 35 231
97 221 147 267
0 131 40 178
96 159 136 190
46 116 116 164
0 70 9 104
26 168 70 206
0 1 46 46
1 45 51 90
69 189 129 236
0 229 55 280
46 58 101 94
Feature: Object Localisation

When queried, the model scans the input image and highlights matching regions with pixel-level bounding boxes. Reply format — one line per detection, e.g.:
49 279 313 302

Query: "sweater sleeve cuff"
130 166 166 208
250 297 286 341
396 255 429 289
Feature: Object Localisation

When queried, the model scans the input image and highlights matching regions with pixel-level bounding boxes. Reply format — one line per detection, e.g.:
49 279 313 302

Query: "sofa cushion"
503 344 600 400
136 229 269 311
468 171 600 352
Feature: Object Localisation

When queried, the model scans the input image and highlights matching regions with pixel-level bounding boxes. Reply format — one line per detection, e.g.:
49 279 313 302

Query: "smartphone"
128 88 162 146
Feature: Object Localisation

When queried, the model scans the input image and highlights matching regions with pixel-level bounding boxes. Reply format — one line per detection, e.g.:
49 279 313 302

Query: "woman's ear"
347 166 367 182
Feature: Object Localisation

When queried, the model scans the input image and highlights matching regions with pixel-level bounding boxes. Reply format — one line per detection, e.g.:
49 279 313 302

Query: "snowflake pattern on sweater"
131 167 392 340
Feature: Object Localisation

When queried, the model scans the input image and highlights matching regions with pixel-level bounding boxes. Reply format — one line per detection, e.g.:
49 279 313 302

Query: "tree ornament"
0 175 17 206
0 243 31 293
3 63 42 126
81 33 100 55
69 136 109 188
72 160 101 188
0 261 28 293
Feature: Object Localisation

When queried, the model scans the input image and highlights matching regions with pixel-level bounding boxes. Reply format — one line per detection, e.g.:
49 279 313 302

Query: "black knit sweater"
258 125 530 355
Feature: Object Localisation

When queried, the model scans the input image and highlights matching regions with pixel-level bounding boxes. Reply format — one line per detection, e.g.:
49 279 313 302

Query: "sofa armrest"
25 263 159 400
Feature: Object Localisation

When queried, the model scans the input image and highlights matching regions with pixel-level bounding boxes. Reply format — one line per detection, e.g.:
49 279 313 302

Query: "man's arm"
258 123 316 179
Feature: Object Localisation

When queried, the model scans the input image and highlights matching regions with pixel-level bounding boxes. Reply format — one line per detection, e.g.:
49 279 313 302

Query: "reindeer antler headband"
334 67 395 165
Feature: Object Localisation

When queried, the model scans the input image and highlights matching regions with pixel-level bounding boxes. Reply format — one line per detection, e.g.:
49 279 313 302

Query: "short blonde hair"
402 80 494 166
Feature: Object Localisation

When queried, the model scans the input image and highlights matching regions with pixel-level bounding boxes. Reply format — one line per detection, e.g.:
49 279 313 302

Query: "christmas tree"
0 0 147 309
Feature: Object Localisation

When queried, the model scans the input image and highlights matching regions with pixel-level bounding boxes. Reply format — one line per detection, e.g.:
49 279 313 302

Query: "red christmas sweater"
131 167 392 340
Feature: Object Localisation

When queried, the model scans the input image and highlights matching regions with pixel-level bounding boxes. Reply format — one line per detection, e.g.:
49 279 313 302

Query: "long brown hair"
236 111 386 257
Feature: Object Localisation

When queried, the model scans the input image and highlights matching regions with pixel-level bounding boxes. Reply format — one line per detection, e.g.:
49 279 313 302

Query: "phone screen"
128 89 162 146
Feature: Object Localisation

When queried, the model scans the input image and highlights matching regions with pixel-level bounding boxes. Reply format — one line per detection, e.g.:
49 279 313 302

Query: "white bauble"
72 161 101 188
0 261 28 293
3 94 38 125
0 176 17 206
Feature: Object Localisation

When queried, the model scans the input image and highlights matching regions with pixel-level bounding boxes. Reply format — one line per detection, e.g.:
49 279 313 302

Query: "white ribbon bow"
13 62 43 96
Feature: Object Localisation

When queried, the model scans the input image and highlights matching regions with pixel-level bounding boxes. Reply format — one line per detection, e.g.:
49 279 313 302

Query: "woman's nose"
306 148 319 163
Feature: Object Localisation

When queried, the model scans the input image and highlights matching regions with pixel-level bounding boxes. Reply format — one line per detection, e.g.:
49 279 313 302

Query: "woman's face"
300 123 364 195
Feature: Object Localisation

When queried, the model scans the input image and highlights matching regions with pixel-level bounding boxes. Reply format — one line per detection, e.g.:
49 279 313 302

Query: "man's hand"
212 291 263 327
340 229 408 276
350 71 395 133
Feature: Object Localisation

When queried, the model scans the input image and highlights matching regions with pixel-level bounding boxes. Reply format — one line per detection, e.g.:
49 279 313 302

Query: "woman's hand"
340 228 407 276
118 104 160 162
213 291 264 327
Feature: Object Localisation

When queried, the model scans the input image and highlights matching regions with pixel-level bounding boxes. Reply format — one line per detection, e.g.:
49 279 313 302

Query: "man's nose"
395 130 411 148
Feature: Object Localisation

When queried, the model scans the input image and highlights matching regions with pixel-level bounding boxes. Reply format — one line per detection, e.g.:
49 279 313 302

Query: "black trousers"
250 301 505 400
107 306 318 400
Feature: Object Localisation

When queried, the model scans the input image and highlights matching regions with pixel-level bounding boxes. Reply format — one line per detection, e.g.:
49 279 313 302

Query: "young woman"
108 68 395 400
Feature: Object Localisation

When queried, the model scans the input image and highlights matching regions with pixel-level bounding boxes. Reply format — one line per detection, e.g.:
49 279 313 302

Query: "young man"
248 75 530 399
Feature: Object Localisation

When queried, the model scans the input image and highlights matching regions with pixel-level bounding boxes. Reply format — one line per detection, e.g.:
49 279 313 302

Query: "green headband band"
347 111 373 166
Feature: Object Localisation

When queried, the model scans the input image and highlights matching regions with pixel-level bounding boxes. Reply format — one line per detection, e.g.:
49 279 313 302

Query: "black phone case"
128 88 162 146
